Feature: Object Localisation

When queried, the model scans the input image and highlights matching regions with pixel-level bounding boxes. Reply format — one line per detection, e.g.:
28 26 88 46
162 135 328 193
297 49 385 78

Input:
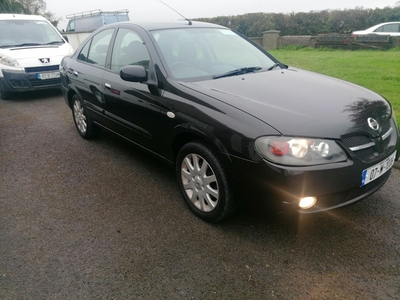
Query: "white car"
352 22 400 36
0 14 74 99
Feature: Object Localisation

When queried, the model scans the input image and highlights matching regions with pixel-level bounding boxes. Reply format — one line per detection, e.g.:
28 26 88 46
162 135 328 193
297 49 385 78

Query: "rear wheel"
71 94 100 139
176 141 236 222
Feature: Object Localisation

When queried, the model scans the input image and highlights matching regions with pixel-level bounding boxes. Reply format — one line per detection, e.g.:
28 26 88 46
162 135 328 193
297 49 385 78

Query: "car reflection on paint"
60 21 400 222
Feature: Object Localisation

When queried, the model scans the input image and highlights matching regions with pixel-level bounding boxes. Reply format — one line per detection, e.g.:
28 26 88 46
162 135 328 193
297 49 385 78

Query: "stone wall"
250 30 400 50
278 36 313 48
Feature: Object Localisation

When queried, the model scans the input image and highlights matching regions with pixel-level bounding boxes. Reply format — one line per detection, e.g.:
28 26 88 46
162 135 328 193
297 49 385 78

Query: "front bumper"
0 66 61 93
229 149 398 214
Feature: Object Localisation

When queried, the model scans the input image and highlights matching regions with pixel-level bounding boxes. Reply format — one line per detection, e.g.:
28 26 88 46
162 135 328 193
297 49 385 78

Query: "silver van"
65 9 129 32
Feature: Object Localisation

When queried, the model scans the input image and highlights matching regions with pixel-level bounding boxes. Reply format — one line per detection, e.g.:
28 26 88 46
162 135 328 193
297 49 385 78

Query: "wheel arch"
66 85 82 108
171 126 232 168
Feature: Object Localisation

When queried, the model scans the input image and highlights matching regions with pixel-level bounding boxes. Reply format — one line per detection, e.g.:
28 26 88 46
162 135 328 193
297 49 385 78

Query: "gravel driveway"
1 90 399 299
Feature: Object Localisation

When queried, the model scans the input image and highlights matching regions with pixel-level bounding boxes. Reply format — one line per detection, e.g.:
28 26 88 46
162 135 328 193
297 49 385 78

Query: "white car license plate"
37 72 60 80
361 151 397 187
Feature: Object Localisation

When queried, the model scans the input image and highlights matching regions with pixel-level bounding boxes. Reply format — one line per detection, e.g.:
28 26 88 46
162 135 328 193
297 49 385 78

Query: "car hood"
180 68 392 139
0 43 73 67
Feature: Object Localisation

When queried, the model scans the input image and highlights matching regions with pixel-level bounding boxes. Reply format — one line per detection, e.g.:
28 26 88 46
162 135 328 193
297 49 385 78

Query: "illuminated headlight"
0 54 21 67
255 136 347 166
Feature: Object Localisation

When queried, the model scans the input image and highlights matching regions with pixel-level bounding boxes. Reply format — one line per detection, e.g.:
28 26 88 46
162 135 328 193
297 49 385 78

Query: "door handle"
68 68 78 76
104 82 120 95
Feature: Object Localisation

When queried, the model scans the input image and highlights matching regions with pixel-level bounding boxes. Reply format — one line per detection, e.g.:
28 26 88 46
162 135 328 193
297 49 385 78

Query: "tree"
0 0 26 13
0 0 58 26
196 6 400 36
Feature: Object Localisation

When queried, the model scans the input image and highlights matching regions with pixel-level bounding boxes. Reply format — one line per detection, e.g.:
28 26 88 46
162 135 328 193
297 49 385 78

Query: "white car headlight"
0 54 21 67
255 136 347 166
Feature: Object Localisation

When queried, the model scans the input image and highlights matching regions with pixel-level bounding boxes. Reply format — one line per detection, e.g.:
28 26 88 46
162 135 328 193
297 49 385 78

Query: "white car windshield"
151 27 277 80
0 19 64 48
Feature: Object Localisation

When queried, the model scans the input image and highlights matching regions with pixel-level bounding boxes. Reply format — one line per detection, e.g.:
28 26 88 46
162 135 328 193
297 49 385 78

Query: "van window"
66 20 75 32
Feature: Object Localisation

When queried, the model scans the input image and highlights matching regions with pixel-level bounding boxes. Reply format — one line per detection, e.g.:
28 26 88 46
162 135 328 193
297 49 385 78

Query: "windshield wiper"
0 41 63 48
12 43 42 47
213 66 262 80
46 41 64 45
267 62 288 71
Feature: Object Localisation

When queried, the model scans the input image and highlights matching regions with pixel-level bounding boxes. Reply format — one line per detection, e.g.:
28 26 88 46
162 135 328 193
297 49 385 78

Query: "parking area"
1 91 400 299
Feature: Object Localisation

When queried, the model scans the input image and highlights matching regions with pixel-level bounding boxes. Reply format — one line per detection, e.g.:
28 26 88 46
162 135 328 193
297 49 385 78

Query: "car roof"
367 21 400 29
108 20 228 31
0 14 47 21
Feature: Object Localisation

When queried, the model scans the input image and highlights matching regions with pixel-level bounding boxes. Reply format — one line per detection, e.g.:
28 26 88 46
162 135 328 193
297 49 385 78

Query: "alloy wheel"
73 100 87 134
180 153 219 212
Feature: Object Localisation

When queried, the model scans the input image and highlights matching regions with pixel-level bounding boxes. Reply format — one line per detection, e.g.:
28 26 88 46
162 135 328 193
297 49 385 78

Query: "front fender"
171 122 232 163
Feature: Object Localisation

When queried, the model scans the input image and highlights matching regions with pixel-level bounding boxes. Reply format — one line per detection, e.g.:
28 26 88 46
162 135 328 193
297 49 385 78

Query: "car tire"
176 141 236 222
71 94 100 139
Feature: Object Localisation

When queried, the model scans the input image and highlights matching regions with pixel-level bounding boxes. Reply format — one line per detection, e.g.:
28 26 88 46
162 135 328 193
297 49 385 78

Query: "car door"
68 28 114 123
101 28 162 150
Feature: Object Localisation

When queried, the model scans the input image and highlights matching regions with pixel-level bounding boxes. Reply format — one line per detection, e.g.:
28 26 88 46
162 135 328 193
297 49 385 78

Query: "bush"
196 7 400 37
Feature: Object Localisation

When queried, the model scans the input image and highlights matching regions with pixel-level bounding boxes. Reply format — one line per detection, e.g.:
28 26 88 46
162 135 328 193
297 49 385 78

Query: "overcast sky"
46 0 397 30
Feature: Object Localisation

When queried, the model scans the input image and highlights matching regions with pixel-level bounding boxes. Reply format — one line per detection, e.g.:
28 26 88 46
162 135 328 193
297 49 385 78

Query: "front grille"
25 65 59 73
340 119 396 162
341 135 371 148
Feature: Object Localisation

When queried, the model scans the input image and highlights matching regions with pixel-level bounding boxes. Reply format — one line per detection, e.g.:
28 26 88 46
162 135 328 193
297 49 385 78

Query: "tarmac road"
1 90 399 299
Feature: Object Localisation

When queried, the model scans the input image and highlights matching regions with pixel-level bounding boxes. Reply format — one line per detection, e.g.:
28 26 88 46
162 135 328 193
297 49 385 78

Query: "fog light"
299 196 317 209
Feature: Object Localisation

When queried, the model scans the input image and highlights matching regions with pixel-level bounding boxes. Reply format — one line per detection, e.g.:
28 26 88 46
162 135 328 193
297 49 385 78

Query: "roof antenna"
159 0 192 25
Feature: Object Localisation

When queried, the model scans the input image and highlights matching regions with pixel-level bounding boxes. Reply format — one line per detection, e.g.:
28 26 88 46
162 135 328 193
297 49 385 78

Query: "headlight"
0 54 21 67
255 136 347 166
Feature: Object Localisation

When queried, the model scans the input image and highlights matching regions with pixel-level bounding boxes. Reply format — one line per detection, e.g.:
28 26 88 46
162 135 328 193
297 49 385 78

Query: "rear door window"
84 29 114 67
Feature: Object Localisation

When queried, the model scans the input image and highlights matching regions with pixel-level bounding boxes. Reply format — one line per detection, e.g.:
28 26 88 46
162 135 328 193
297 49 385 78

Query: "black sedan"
60 21 399 222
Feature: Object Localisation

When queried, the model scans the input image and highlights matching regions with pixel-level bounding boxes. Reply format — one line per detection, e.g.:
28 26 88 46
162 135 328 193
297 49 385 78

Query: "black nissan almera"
60 21 399 222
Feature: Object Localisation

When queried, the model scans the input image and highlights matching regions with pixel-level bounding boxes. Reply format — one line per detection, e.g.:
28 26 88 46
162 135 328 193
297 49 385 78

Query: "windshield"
151 27 277 80
0 19 64 48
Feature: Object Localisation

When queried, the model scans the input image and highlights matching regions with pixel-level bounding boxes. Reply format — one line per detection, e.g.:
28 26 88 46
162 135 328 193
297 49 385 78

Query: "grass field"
269 48 400 125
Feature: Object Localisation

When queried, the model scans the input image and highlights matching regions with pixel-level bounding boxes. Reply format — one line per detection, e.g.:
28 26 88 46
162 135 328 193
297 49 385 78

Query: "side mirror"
120 65 147 82
63 35 69 42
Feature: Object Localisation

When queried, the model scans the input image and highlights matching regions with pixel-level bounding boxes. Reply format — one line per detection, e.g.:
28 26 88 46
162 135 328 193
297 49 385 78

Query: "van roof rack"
66 9 129 20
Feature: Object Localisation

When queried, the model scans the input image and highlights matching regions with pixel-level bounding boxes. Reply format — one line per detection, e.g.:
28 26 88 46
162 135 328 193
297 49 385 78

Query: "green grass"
269 48 400 125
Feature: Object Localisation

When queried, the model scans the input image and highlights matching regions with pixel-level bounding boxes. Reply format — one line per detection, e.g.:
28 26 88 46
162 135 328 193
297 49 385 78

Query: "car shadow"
3 88 62 102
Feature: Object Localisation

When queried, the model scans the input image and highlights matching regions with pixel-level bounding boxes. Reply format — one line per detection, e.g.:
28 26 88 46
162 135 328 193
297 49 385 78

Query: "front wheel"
71 94 100 139
176 141 236 222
